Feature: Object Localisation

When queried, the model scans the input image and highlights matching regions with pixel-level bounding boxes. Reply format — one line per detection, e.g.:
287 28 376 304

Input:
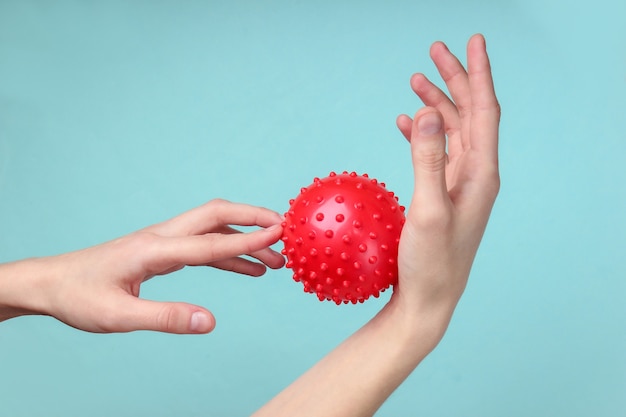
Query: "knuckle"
96 308 122 333
457 104 471 118
201 234 220 256
490 172 501 197
412 204 454 233
493 99 502 118
482 165 501 199
156 305 182 333
207 198 229 208
475 101 501 120
416 149 447 172
206 198 232 226
235 234 259 257
126 233 161 262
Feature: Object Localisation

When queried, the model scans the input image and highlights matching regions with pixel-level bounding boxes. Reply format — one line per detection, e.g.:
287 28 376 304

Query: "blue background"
1 1 624 416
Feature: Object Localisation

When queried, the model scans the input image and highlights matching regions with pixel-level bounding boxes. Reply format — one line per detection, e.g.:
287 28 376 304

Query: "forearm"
252 296 454 417
0 257 55 322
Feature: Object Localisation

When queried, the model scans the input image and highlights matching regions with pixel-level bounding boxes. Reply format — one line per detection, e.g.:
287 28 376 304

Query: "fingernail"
190 311 212 333
417 112 442 135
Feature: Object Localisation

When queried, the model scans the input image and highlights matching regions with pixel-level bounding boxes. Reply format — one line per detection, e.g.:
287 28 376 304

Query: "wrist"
0 257 57 322
383 290 458 354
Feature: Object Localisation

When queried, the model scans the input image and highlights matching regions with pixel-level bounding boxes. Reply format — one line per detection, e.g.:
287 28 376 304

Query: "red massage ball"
281 171 406 304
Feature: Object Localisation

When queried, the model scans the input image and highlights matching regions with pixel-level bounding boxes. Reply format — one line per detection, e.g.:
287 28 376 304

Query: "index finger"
146 199 283 236
467 34 501 159
154 224 283 267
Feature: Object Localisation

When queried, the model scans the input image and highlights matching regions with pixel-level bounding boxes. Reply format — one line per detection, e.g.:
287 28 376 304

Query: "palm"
445 148 482 209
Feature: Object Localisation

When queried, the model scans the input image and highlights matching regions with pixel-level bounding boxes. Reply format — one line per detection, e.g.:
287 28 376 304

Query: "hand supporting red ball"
281 171 406 304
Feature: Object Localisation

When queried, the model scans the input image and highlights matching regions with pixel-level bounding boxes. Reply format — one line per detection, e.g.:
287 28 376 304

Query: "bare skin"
0 33 499 417
0 199 285 333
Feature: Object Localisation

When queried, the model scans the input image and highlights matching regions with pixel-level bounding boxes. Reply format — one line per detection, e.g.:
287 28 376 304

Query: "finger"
155 264 185 277
430 41 471 149
248 246 286 269
410 108 449 207
113 296 216 334
410 73 460 133
396 114 413 142
154 223 283 267
409 73 463 158
208 225 286 269
467 34 500 159
149 199 283 236
208 257 269 277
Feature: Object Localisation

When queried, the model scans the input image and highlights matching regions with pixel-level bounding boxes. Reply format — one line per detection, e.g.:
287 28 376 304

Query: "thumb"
116 297 216 334
410 108 448 204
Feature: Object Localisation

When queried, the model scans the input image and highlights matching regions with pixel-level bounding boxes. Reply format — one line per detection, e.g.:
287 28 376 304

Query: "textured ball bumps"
281 171 406 304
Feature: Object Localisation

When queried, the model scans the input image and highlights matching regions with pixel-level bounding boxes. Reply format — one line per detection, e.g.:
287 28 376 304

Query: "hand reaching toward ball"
0 200 284 333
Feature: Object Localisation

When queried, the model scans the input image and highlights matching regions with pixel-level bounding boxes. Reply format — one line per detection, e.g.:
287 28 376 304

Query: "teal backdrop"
1 1 624 416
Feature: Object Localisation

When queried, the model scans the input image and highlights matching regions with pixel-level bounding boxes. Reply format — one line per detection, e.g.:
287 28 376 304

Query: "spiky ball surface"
281 171 406 304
